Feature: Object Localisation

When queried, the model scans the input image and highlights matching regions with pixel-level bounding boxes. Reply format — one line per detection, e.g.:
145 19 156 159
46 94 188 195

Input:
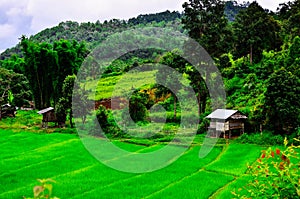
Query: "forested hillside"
0 0 299 137
0 10 183 60
0 2 245 60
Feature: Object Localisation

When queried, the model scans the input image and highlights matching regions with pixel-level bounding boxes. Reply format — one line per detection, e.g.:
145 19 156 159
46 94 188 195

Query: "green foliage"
0 68 31 108
24 179 59 199
128 91 149 123
278 0 300 39
224 32 300 134
20 38 58 109
264 67 300 132
155 50 185 121
95 105 123 137
233 1 282 63
1 0 300 138
55 98 67 126
233 138 300 198
0 54 25 73
287 36 300 76
128 10 181 25
0 110 41 129
20 37 87 109
55 75 76 127
72 83 89 125
197 112 210 134
182 0 232 57
236 132 284 146
224 1 247 21
0 11 183 60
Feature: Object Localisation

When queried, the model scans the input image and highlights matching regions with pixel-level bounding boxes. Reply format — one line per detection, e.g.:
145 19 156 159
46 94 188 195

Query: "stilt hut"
206 109 247 138
38 107 57 128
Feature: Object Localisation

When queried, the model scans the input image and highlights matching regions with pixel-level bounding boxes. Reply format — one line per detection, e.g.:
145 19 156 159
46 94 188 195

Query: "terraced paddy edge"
0 130 263 198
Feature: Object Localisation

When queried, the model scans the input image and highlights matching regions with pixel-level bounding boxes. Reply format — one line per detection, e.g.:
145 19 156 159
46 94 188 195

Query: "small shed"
206 109 247 138
38 107 57 128
0 104 16 119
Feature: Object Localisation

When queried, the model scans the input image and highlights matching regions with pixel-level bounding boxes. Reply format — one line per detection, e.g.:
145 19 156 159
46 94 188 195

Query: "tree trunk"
173 96 177 122
69 109 73 128
201 94 207 114
250 44 253 65
197 93 201 116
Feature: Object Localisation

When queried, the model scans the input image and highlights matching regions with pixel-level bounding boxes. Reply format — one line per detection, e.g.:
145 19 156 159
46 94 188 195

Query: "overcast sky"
0 0 287 53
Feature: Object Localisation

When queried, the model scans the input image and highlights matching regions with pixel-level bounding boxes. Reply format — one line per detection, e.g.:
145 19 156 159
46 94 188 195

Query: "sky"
0 0 288 53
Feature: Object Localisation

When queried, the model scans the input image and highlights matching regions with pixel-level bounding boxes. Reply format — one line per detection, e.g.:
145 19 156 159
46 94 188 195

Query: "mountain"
0 11 183 60
0 2 247 60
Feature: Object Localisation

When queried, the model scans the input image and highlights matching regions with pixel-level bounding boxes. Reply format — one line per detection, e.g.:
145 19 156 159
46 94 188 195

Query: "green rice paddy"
0 129 265 198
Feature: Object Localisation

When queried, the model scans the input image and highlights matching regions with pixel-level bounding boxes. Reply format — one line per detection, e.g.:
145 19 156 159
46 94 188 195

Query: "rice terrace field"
0 125 265 198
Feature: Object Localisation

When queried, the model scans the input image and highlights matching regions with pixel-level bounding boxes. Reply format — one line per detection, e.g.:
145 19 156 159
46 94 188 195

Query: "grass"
0 110 42 130
85 70 157 100
0 128 265 198
205 143 265 176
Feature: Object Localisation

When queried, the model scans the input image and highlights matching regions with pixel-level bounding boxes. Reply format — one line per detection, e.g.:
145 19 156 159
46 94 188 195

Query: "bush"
289 127 300 146
236 131 284 146
94 105 124 138
129 91 149 123
197 112 210 134
233 138 300 198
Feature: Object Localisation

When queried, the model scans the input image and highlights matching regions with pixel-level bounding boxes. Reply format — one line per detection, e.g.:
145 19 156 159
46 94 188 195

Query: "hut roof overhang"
206 109 247 120
37 107 54 114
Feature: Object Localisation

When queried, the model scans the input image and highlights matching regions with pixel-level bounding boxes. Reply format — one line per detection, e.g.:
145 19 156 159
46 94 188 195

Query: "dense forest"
0 0 300 137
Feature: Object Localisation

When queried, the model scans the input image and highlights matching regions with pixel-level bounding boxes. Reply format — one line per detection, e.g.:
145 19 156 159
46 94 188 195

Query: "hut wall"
43 111 57 122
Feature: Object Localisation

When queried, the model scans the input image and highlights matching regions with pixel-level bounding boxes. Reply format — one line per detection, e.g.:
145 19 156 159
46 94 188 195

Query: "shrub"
289 127 300 146
128 91 149 123
94 105 125 138
197 112 210 134
233 138 300 198
236 131 284 146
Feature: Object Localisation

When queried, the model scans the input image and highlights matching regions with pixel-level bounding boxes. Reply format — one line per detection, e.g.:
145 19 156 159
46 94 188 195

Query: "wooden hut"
0 104 16 119
37 107 57 128
206 109 247 138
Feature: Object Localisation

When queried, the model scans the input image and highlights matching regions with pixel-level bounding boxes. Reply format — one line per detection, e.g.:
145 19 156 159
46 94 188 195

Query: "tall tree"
156 50 185 121
20 37 58 109
182 0 232 58
72 81 89 124
56 75 76 128
233 1 282 64
20 37 88 109
53 40 88 104
278 0 300 39
286 36 300 78
0 68 31 119
264 68 300 133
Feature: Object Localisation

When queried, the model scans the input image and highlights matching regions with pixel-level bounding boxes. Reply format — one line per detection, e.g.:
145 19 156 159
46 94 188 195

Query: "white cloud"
0 24 15 38
0 0 32 51
256 0 286 11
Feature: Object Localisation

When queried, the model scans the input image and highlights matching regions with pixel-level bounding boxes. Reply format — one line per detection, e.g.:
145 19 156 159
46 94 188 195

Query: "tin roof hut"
38 107 57 128
206 109 247 138
0 104 16 119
